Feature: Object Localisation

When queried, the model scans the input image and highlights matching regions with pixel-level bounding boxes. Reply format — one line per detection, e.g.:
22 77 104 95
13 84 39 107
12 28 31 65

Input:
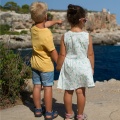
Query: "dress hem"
57 85 95 90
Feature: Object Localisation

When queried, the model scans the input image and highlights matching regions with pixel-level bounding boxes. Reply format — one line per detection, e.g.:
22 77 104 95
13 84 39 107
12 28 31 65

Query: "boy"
30 1 59 119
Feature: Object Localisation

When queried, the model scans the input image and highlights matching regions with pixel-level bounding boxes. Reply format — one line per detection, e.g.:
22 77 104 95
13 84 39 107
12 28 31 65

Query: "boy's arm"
50 49 58 64
45 20 62 28
87 35 94 74
56 35 66 71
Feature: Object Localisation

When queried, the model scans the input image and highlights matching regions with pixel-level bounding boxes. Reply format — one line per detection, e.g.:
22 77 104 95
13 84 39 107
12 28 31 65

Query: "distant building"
102 8 107 13
107 9 110 14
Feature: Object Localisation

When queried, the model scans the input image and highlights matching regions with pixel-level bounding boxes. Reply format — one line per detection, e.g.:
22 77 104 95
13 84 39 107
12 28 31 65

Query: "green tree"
0 5 3 9
21 4 29 13
3 1 19 12
22 4 29 10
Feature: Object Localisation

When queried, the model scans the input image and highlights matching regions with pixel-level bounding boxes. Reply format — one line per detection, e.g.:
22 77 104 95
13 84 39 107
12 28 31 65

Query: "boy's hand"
56 65 61 71
56 20 63 25
45 20 62 28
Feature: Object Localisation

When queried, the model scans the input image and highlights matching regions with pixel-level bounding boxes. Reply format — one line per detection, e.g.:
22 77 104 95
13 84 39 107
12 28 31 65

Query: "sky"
1 0 120 25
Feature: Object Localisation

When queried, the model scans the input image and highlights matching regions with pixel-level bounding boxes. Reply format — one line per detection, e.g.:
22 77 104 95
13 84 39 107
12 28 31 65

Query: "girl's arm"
45 20 62 28
56 35 66 71
87 35 94 74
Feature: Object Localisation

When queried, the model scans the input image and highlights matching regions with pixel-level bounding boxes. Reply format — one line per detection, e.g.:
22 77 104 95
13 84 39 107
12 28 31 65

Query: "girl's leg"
75 87 86 115
64 90 74 114
33 84 42 109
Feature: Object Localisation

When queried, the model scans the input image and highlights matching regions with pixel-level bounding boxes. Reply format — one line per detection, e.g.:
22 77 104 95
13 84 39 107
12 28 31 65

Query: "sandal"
65 112 75 120
76 114 87 120
44 111 58 120
34 106 46 117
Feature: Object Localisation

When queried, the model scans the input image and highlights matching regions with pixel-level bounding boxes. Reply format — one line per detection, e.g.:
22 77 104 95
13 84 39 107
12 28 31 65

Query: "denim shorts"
32 69 54 86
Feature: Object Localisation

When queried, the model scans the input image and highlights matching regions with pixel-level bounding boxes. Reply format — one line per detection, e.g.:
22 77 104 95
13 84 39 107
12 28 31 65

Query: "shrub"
7 31 20 35
47 12 53 20
0 24 20 35
20 30 28 34
0 24 11 35
0 43 32 107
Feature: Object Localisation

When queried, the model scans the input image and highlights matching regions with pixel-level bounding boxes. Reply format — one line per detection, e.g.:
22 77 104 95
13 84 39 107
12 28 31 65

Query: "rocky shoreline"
1 30 120 49
0 10 120 49
91 30 120 45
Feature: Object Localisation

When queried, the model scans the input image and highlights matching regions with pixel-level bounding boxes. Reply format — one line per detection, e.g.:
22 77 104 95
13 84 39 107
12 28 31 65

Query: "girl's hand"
92 69 94 75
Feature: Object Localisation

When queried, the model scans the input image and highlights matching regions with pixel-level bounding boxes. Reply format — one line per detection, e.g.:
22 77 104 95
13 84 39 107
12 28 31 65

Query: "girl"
56 4 95 120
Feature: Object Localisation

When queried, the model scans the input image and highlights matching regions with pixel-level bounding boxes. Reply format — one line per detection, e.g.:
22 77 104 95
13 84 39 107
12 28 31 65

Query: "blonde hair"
30 1 48 23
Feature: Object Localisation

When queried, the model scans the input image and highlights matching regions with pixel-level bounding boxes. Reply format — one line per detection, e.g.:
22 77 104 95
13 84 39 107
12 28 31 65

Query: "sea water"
15 45 120 82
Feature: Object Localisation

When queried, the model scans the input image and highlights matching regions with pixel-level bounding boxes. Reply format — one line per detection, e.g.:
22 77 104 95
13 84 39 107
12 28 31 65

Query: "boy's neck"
35 22 46 29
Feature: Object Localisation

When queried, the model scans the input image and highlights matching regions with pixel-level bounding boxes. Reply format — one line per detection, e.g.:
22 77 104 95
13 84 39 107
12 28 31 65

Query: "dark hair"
67 4 86 26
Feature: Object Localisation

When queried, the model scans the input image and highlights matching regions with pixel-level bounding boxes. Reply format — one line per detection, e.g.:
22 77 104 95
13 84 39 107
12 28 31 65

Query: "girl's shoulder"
65 30 89 36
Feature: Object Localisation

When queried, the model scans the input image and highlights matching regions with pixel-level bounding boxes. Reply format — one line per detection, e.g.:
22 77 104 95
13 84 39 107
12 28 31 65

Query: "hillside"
0 9 120 49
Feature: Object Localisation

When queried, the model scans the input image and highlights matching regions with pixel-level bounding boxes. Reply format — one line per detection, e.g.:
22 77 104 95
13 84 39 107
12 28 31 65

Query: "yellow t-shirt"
30 26 55 72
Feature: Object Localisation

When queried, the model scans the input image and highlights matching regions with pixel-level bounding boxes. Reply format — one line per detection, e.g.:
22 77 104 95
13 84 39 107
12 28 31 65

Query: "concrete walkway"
1 80 120 120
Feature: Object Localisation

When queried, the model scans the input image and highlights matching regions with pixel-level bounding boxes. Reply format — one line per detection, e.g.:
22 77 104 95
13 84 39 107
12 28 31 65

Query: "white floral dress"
57 31 95 90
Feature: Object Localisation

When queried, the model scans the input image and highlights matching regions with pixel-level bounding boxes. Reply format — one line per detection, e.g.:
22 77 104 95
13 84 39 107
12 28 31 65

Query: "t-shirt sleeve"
44 32 55 52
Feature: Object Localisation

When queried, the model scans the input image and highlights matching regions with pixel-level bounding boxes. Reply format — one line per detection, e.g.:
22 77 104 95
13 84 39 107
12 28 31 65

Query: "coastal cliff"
0 9 120 49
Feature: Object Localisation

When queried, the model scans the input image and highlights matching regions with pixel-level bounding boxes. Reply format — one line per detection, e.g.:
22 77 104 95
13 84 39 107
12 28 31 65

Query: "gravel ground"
1 79 120 120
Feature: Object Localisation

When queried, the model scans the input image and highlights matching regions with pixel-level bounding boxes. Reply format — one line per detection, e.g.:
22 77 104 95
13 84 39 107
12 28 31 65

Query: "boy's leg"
64 90 74 114
75 87 86 115
44 86 52 112
41 71 54 112
33 84 42 109
41 71 58 119
32 69 42 116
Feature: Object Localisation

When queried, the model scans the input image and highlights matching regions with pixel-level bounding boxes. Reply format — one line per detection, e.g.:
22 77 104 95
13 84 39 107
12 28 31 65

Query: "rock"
23 79 33 92
13 21 26 29
1 29 120 49
108 78 117 83
117 26 120 30
0 35 32 49
0 11 31 30
91 30 120 45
